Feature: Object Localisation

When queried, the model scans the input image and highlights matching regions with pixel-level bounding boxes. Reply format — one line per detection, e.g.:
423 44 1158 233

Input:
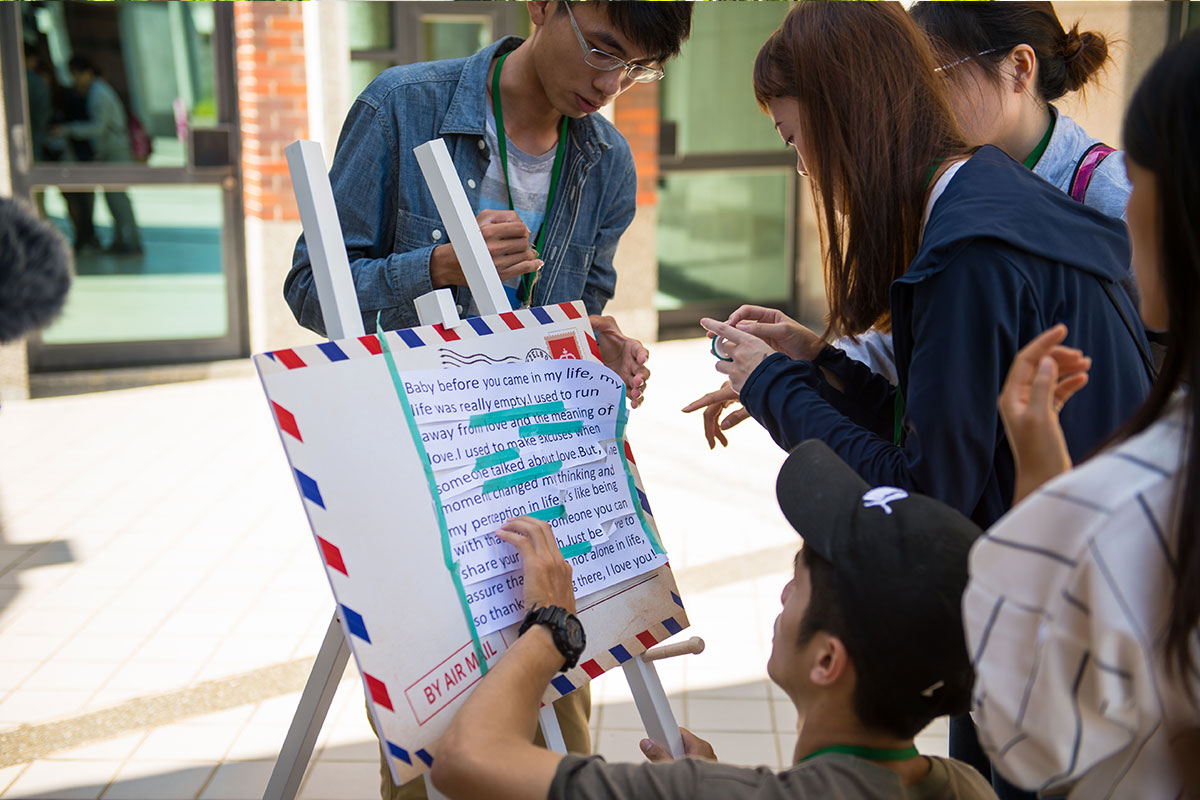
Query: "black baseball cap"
775 440 982 719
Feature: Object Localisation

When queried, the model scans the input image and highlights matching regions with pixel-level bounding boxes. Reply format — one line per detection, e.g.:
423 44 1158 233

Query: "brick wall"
613 82 659 208
234 3 308 222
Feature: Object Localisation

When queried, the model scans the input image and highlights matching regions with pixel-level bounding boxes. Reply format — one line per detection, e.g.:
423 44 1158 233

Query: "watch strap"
519 605 584 671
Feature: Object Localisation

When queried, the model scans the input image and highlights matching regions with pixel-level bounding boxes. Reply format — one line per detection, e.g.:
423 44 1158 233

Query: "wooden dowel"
642 636 705 662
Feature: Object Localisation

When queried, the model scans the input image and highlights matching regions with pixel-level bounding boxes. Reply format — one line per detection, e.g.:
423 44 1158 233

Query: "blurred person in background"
55 55 143 257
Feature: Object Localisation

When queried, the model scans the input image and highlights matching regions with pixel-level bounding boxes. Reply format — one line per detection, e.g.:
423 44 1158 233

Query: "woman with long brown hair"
689 4 1152 795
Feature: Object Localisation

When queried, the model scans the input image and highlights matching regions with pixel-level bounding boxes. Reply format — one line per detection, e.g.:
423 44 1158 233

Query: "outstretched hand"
591 315 650 409
639 728 718 763
998 324 1091 505
495 517 575 614
682 381 751 449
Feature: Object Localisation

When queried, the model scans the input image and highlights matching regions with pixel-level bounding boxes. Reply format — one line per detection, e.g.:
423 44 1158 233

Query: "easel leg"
263 612 351 800
538 704 568 753
623 655 684 758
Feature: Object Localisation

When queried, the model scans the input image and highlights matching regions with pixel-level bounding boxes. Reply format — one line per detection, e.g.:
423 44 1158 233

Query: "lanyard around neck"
491 51 569 306
800 744 920 763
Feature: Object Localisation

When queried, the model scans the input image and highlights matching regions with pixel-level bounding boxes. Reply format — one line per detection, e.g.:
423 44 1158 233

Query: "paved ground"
0 337 947 799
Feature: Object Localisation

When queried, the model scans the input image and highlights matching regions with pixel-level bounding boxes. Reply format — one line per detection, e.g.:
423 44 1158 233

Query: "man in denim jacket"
286 1 692 411
286 4 691 798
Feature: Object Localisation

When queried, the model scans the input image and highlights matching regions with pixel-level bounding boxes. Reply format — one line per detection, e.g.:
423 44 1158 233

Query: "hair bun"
1061 24 1109 92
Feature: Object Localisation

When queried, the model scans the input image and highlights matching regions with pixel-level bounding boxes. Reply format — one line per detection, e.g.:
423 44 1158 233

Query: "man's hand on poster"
590 315 650 408
998 324 1091 505
495 516 575 614
431 209 542 288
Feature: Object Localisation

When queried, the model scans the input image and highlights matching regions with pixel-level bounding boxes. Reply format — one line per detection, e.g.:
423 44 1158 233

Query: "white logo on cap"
862 487 908 515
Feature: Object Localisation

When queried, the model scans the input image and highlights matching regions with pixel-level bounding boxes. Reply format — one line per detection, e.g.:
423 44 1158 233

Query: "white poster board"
255 301 688 785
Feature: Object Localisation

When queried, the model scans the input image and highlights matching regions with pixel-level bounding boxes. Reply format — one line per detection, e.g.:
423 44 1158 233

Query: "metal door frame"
1 2 247 371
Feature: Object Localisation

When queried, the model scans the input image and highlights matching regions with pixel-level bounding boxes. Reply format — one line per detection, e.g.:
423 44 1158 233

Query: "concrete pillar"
235 2 323 354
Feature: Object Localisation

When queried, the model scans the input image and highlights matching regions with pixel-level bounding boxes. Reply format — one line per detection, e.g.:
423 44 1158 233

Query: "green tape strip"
519 421 583 438
376 316 488 676
481 461 562 495
469 401 565 429
528 504 566 522
615 385 665 556
473 448 519 472
560 541 592 559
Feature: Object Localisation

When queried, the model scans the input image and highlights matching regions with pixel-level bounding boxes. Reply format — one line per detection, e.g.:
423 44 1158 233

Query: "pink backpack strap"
1069 143 1116 204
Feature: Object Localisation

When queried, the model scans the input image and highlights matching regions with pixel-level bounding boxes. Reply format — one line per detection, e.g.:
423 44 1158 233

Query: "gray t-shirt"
549 752 998 800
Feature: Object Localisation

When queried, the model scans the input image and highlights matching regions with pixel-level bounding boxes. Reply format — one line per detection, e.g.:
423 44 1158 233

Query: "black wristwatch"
518 605 586 672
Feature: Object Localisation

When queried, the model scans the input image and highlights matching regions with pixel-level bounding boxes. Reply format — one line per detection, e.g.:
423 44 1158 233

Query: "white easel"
263 139 700 800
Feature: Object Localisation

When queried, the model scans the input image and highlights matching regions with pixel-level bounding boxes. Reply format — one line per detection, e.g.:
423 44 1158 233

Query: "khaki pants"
370 684 591 800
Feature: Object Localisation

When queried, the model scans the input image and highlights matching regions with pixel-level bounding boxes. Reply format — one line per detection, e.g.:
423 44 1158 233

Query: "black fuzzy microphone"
0 197 72 344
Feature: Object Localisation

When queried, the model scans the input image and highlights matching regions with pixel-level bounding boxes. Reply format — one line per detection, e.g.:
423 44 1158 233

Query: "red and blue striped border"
257 302 589 372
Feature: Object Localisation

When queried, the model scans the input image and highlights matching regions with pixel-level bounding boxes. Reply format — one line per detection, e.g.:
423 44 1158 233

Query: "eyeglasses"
934 47 1004 73
562 2 664 84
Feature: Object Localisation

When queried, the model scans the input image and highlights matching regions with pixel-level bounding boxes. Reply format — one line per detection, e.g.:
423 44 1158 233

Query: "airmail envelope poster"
254 301 689 784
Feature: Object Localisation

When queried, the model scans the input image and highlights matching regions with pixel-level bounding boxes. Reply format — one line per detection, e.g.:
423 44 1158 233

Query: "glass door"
656 3 804 338
2 1 244 371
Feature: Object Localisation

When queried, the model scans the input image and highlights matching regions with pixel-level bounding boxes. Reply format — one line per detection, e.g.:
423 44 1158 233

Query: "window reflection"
22 1 217 169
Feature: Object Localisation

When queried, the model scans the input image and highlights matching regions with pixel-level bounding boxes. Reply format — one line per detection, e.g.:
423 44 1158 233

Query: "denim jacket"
1034 106 1130 221
285 37 637 335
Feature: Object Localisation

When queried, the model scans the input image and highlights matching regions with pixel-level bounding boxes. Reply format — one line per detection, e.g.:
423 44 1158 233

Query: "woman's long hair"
752 2 970 339
1119 31 1200 691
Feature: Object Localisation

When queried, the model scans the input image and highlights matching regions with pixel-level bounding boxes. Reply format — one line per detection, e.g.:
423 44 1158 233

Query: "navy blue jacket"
741 146 1152 527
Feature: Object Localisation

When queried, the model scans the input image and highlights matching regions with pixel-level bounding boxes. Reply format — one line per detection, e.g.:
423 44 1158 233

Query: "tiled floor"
0 338 948 799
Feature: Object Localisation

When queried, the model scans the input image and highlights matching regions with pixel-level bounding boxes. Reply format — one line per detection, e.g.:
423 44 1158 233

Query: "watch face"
563 615 585 652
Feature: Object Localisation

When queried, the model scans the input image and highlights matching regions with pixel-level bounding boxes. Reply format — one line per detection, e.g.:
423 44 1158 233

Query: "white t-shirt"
477 101 556 306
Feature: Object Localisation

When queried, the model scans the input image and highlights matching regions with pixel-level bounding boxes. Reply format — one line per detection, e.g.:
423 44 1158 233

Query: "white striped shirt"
965 393 1196 798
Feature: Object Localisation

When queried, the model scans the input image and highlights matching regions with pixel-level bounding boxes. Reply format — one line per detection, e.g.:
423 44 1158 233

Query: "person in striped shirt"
967 30 1200 799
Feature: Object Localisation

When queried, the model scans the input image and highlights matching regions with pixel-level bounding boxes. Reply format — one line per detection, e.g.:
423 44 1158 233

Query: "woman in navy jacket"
694 3 1151 533
692 10 1152 794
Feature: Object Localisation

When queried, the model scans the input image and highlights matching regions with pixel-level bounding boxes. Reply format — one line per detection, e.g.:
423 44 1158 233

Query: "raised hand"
998 324 1092 504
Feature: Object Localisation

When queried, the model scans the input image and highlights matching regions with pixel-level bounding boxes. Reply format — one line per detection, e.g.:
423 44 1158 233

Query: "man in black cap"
429 440 998 799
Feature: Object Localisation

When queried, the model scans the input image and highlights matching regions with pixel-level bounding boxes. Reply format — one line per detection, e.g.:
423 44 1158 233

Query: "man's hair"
559 1 693 65
796 547 966 740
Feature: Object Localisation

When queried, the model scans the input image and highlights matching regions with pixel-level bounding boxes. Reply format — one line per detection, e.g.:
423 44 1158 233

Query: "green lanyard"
491 51 569 307
800 744 919 764
1022 114 1056 170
